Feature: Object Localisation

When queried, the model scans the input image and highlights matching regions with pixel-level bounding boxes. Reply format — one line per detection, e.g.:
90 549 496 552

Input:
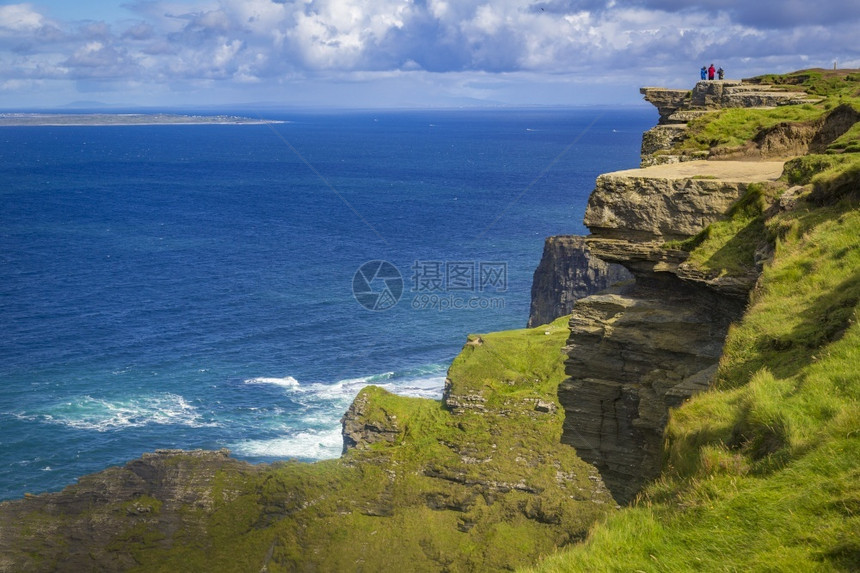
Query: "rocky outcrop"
0 449 257 572
528 235 633 328
341 388 402 453
638 87 690 123
640 80 819 166
584 160 784 243
559 152 783 503
641 124 688 160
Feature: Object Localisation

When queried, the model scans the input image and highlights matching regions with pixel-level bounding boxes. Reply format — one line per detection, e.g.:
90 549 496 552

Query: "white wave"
232 369 445 461
45 393 216 432
378 375 446 400
244 376 299 387
230 427 344 460
244 369 445 404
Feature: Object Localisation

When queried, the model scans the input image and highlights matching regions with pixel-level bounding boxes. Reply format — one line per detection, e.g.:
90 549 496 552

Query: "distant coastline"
0 113 285 126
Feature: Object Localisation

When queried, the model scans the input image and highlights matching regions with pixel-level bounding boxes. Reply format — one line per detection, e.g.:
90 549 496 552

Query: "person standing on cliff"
700 66 707 80
708 64 716 80
718 67 725 80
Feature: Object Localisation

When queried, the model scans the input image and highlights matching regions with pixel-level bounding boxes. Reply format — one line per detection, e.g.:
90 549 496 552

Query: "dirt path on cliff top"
607 160 785 182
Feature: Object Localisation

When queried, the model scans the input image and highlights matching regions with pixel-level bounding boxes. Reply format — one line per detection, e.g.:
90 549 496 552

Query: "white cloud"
213 38 242 67
0 4 45 33
0 0 856 107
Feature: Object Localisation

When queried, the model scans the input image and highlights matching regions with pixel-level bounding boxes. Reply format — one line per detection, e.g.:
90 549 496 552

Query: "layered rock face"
528 235 632 328
639 80 816 166
558 155 781 503
688 80 812 108
0 450 257 572
559 277 744 503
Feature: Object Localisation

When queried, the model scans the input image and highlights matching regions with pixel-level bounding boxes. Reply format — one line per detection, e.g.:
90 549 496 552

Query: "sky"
0 0 857 109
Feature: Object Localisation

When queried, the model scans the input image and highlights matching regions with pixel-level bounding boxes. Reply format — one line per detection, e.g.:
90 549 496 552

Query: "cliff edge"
530 68 859 571
1 69 857 572
555 71 859 504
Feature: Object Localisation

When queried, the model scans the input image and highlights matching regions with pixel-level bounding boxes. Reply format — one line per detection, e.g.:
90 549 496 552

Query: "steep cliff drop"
528 236 632 328
558 108 790 503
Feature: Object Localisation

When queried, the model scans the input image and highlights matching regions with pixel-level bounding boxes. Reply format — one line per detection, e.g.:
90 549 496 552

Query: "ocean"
0 107 654 501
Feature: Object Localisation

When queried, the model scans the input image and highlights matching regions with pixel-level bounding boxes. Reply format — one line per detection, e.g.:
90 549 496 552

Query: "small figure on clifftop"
700 66 707 80
717 67 725 80
708 64 716 80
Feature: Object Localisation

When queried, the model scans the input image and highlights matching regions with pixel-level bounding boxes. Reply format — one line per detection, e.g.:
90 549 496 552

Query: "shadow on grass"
700 217 765 276
722 272 860 386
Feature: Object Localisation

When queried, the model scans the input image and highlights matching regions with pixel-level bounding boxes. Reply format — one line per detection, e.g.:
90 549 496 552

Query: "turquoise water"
0 108 654 500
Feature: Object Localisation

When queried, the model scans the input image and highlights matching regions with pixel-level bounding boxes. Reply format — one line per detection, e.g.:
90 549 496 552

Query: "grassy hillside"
677 69 860 156
523 74 860 572
69 316 612 572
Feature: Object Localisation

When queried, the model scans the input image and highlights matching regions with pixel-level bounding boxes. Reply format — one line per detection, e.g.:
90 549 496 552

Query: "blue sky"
1 0 857 109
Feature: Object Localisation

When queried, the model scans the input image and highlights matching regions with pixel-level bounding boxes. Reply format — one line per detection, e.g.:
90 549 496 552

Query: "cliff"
554 70 859 504
557 159 781 502
527 236 632 328
0 318 614 572
2 69 857 572
530 69 860 571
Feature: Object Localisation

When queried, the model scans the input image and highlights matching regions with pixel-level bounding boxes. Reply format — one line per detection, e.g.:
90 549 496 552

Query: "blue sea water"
0 108 654 501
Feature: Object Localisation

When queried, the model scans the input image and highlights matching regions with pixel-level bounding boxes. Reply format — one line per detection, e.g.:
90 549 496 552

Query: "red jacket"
708 65 716 79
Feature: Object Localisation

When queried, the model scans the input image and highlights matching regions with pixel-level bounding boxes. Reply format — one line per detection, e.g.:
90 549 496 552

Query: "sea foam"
244 376 300 388
231 368 446 460
230 427 344 460
41 393 215 431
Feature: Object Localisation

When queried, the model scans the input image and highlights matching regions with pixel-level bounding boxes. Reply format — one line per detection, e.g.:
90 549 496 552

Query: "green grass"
89 316 614 572
827 111 860 153
664 182 774 277
522 161 860 573
678 104 824 153
752 69 860 98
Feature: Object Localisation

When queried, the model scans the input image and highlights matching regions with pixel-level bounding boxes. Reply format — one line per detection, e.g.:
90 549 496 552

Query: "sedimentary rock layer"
528 236 633 328
560 160 778 503
559 277 744 503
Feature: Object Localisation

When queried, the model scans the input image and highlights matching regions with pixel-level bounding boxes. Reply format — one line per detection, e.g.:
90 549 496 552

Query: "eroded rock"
584 161 784 241
559 278 744 503
528 235 633 328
